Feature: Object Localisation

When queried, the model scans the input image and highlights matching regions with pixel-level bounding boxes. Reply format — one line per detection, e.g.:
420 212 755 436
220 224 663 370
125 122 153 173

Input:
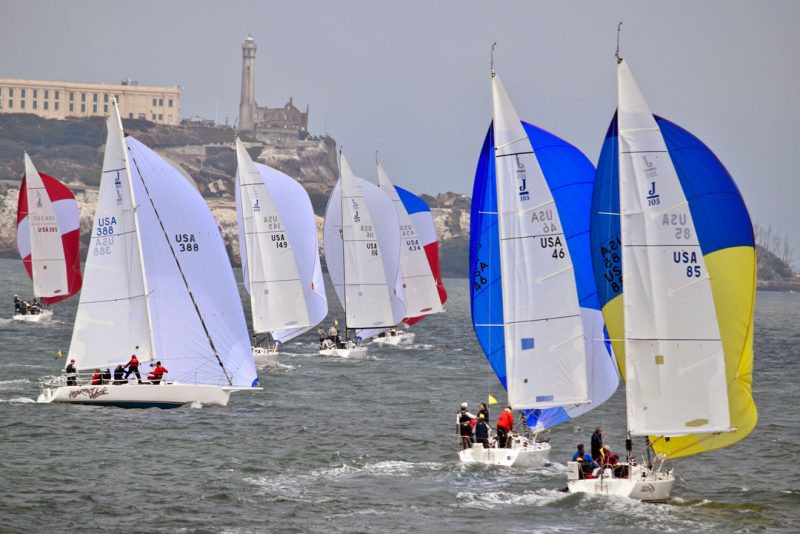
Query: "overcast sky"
2 1 798 260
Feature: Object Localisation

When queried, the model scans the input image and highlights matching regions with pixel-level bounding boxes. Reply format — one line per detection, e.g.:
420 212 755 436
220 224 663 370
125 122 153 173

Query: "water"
0 257 798 532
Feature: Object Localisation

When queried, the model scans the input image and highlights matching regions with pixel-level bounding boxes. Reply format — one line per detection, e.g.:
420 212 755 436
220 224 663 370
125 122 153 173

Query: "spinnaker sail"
16 154 82 303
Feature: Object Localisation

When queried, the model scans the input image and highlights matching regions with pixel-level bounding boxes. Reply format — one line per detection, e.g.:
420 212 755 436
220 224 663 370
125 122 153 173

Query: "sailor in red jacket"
123 354 142 383
147 361 168 385
496 406 515 448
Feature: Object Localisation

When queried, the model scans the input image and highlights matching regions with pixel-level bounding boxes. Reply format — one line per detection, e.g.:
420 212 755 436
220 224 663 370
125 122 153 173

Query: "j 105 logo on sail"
253 198 261 212
643 156 661 206
35 191 43 208
515 155 530 201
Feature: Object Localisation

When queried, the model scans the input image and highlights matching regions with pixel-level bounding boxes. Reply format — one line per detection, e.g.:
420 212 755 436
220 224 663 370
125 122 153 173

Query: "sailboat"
235 139 327 363
322 152 406 358
357 160 447 346
464 62 619 466
14 154 82 321
38 101 259 408
567 52 757 500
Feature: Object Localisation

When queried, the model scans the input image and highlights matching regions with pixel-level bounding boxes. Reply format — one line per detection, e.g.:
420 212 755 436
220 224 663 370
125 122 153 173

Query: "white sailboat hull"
566 462 675 502
13 309 53 322
371 331 415 346
458 436 551 467
36 382 247 408
252 346 279 365
318 340 368 359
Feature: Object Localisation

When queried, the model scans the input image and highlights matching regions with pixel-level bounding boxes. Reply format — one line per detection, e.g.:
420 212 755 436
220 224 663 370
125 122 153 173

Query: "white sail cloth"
20 154 71 297
492 73 589 410
235 140 327 344
69 107 153 371
323 154 405 329
127 137 256 387
378 163 443 318
69 104 256 387
617 60 730 436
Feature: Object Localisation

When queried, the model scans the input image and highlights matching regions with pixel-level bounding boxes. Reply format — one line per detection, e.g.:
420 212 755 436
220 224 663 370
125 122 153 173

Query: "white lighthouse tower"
239 34 257 131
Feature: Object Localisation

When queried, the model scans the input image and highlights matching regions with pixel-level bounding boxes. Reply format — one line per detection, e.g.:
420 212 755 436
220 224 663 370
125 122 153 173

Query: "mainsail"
323 153 405 329
235 140 327 344
69 103 257 387
16 154 82 303
470 72 618 420
591 60 756 455
356 164 447 340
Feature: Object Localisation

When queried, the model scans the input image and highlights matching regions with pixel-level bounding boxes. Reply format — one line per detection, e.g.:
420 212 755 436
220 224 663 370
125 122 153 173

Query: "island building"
239 34 309 133
0 77 180 125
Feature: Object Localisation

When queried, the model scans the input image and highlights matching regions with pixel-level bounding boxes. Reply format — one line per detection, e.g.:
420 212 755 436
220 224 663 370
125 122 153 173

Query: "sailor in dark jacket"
474 413 491 448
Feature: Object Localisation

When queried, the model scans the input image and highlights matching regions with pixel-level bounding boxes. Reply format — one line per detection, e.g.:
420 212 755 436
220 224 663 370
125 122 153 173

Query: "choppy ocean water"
0 257 798 532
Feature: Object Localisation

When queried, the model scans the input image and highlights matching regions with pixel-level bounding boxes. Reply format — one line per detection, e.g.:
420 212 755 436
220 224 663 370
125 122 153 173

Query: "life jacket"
148 366 168 380
497 410 514 431
458 411 472 433
127 356 139 368
91 372 102 385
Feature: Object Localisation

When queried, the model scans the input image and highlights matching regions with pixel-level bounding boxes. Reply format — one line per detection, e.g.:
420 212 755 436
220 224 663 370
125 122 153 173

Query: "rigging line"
495 137 529 151
127 149 233 386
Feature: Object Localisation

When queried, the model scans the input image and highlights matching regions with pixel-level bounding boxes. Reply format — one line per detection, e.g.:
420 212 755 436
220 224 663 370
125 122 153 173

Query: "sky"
2 1 798 261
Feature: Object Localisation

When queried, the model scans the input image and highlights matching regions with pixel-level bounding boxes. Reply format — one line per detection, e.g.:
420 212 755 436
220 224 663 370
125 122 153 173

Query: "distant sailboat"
322 152 406 357
38 101 259 407
358 160 447 346
14 154 82 321
567 53 757 500
235 139 327 362
465 63 619 466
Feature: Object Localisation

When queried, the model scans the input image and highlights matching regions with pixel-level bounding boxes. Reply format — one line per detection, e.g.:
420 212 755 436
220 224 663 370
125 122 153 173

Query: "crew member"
91 369 103 385
123 354 142 383
113 364 125 385
478 402 490 422
65 358 78 386
457 402 476 449
147 361 168 384
474 413 491 448
496 406 514 448
591 427 604 462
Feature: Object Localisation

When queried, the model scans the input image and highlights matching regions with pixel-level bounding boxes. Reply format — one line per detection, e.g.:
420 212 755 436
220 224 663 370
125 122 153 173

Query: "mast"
339 148 348 342
112 100 158 364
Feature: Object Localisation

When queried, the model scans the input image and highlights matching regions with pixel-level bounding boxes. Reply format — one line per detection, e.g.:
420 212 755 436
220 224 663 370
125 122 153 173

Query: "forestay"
17 155 82 303
490 73 589 410
235 140 327 343
323 154 405 329
616 60 730 436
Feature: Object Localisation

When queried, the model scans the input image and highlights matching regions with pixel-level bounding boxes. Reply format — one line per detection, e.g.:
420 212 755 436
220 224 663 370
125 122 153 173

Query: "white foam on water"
0 378 31 388
0 396 36 403
456 488 569 509
363 460 449 477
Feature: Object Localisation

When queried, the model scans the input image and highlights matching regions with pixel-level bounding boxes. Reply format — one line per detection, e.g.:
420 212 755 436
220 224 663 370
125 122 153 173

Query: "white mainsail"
68 105 154 371
377 162 443 318
22 154 69 298
492 72 589 410
235 140 327 343
617 59 731 436
323 153 405 329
